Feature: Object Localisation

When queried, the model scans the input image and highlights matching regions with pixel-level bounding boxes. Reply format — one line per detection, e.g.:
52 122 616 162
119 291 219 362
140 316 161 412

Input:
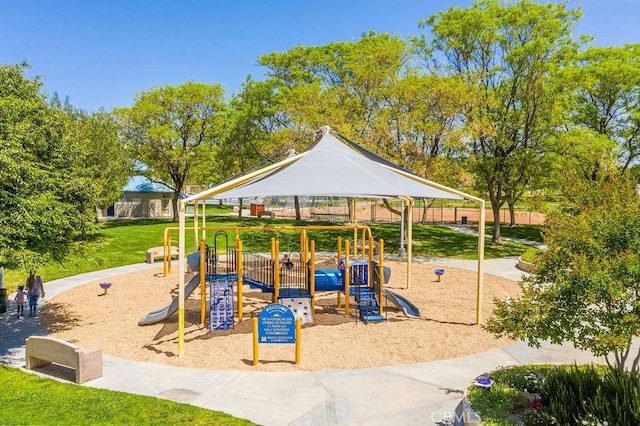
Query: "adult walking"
26 272 45 317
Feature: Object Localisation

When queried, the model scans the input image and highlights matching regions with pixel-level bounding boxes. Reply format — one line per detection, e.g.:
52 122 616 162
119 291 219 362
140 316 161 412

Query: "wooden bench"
146 246 179 264
257 210 274 218
25 336 102 384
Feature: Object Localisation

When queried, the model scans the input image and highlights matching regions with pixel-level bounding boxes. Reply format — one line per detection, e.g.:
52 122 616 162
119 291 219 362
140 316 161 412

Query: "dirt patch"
40 260 519 371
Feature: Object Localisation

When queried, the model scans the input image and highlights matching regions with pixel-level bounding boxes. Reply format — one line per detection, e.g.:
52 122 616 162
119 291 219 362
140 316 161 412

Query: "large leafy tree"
375 73 475 223
258 32 410 154
376 73 472 185
552 127 618 182
565 44 640 175
0 63 75 271
55 104 132 240
421 0 581 241
116 81 225 221
257 34 415 222
216 78 302 218
218 78 294 181
486 175 640 373
257 32 471 221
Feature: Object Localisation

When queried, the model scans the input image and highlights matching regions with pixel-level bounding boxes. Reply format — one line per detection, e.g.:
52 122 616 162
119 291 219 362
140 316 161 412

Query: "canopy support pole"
398 199 405 257
476 200 486 325
193 201 199 252
178 200 186 357
402 197 414 289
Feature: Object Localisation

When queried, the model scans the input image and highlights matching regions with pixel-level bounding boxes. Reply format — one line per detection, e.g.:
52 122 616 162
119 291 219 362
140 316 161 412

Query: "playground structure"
171 126 488 357
140 224 398 330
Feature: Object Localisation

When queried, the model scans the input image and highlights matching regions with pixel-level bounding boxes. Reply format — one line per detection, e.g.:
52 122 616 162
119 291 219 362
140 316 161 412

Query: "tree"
257 32 473 223
258 32 410 153
486 175 640 373
565 44 640 174
116 81 225 221
421 0 581 241
0 63 76 272
552 127 618 182
57 106 132 240
216 77 312 218
218 78 294 180
375 73 475 223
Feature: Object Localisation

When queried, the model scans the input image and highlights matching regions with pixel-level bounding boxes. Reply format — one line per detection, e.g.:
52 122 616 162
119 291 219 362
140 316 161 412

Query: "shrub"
466 365 555 425
522 404 558 426
466 383 527 425
468 364 639 425
491 365 550 393
590 368 640 425
541 365 640 426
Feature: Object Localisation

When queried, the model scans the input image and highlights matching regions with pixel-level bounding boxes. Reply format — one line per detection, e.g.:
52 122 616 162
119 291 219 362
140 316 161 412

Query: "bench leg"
76 350 103 384
26 356 51 370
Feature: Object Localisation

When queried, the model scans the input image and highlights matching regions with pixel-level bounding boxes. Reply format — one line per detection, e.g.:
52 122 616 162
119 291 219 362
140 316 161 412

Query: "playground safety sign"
252 303 301 365
258 303 296 343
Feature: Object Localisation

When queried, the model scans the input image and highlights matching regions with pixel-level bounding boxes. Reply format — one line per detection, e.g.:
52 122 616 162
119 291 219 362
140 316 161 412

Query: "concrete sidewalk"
0 259 607 426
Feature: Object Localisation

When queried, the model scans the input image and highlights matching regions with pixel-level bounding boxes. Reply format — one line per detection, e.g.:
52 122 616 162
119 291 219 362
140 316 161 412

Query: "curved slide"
383 289 421 318
138 274 201 325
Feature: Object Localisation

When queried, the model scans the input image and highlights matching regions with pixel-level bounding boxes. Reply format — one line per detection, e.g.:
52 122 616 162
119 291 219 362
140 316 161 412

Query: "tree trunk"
508 200 517 227
80 203 87 241
294 196 301 221
420 198 434 225
172 191 180 222
238 199 243 219
489 195 503 243
382 199 401 215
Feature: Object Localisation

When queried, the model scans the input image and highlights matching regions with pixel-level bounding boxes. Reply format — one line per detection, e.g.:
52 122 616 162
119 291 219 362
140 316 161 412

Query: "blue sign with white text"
258 303 296 344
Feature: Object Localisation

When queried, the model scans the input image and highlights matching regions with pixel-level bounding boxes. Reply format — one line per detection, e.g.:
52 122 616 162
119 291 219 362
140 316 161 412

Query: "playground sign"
253 303 301 365
258 303 296 344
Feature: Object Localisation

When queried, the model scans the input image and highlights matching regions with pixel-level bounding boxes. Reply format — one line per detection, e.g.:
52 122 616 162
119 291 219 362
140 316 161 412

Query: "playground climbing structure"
347 260 386 324
154 224 396 331
206 232 236 331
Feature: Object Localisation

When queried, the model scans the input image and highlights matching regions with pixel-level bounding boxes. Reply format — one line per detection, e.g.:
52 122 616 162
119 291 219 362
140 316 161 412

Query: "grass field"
0 365 255 425
2 215 537 293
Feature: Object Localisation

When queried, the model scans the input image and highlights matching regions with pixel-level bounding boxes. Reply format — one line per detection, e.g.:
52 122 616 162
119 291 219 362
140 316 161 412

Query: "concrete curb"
517 256 536 273
461 395 482 426
461 375 489 426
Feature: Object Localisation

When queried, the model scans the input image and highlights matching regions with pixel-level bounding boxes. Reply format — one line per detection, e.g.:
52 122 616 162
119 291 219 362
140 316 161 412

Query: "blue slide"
138 273 201 325
383 289 421 318
313 265 391 292
314 269 343 292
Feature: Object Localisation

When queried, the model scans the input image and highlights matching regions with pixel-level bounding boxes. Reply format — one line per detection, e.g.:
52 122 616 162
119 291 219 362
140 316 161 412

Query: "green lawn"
489 224 544 243
0 365 255 426
2 215 534 293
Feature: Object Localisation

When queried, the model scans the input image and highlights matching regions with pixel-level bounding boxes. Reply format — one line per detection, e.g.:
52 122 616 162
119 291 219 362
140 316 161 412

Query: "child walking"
26 272 45 317
15 285 25 318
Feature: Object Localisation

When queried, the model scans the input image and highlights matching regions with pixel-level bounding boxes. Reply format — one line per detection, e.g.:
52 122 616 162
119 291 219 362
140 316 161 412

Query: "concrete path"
0 258 611 426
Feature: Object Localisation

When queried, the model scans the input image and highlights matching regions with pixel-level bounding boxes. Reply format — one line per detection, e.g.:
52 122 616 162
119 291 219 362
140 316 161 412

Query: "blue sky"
1 0 638 112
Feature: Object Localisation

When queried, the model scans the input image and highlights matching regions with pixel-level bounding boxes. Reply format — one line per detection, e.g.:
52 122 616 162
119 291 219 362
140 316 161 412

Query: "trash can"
461 216 468 225
250 204 265 216
0 288 7 314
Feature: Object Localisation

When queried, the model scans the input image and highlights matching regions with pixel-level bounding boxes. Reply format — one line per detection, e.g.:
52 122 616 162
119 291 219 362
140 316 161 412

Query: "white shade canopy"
206 129 464 201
